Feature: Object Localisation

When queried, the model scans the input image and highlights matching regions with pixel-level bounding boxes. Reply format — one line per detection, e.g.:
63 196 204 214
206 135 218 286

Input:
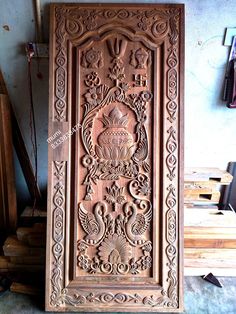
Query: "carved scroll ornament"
47 3 183 312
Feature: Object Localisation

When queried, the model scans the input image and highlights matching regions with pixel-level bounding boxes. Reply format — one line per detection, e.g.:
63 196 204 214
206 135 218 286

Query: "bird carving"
124 202 152 244
78 201 107 244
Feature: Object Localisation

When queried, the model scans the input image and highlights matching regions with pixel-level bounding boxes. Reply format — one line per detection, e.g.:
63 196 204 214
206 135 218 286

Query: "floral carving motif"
166 127 177 181
77 200 152 275
81 48 104 68
80 67 152 200
98 234 131 274
104 182 126 211
54 7 67 121
50 161 66 306
165 184 178 308
129 174 151 200
50 5 181 310
167 47 178 123
107 37 127 86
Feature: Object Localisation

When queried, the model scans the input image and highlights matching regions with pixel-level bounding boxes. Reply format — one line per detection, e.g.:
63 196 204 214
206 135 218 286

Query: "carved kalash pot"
95 107 135 165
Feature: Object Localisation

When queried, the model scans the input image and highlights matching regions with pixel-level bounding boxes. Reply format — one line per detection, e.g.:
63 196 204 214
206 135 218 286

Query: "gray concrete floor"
0 277 235 314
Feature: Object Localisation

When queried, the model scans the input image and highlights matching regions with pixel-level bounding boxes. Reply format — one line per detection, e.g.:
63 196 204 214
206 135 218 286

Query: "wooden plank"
3 236 45 257
184 183 218 194
184 238 236 248
184 191 220 202
185 226 236 234
185 167 233 184
184 248 236 260
0 69 42 203
184 208 236 228
184 258 236 268
185 230 236 238
10 255 45 265
10 282 42 296
0 94 17 231
16 223 46 247
16 223 46 241
0 256 9 268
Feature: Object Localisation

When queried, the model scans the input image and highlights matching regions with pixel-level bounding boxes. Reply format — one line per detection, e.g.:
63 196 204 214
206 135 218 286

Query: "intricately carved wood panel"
47 3 184 312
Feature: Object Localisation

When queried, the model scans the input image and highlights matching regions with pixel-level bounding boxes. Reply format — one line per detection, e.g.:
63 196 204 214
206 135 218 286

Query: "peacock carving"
124 202 152 244
78 201 107 244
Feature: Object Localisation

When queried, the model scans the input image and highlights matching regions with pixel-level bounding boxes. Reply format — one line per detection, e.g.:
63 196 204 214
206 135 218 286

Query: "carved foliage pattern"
53 6 179 121
77 177 152 276
166 126 177 181
50 4 181 310
80 46 152 200
51 161 66 306
54 8 67 122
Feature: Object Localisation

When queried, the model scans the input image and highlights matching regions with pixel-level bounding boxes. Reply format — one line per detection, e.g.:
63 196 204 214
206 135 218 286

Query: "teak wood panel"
46 3 184 312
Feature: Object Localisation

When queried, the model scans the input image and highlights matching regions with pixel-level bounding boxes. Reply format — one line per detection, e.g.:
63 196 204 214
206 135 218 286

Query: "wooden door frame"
46 3 184 312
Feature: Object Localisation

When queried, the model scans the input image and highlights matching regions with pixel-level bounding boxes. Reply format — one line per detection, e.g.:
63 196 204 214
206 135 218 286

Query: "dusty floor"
0 277 235 314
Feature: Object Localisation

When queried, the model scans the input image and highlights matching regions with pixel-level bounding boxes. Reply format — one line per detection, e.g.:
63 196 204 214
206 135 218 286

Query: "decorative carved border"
50 161 66 307
48 4 183 311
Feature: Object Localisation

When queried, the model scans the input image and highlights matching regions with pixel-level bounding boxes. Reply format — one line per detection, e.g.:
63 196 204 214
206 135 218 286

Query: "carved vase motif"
96 107 135 163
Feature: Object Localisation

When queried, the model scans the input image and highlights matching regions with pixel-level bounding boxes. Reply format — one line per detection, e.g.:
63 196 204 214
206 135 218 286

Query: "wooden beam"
0 94 17 231
0 69 42 203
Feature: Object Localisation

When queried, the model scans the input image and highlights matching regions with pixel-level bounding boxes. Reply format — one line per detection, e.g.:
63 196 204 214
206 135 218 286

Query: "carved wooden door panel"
46 3 184 312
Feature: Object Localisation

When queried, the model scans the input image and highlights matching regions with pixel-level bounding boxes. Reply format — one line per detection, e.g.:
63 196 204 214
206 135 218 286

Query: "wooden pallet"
184 207 236 276
185 167 233 185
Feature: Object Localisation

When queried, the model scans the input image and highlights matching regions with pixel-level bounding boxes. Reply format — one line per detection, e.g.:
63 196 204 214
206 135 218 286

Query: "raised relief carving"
48 4 182 311
78 202 107 244
50 161 66 306
167 48 178 122
166 126 177 181
77 199 152 275
53 6 179 121
130 48 151 69
95 107 135 162
80 59 152 200
104 182 126 211
107 37 127 86
133 74 148 87
81 48 104 68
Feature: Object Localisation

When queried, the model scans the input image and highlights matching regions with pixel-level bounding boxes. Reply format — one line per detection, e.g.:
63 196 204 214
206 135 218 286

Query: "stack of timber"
184 207 236 276
0 223 45 273
184 167 233 205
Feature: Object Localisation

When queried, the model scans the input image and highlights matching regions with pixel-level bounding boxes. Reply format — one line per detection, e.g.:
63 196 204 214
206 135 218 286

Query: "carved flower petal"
125 145 135 159
111 147 119 160
102 146 111 159
119 146 128 160
95 145 103 159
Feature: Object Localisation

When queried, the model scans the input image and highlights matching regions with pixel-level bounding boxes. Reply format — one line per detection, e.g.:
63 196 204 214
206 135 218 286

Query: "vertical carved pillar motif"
50 161 66 306
54 7 67 121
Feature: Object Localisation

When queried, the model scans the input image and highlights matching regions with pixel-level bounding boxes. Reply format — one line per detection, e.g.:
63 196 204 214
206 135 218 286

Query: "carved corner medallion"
48 3 183 312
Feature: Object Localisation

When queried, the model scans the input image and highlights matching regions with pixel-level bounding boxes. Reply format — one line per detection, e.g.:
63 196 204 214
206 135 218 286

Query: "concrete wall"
1 0 236 207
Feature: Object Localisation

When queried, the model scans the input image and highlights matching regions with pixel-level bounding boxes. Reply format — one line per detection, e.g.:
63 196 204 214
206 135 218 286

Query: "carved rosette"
49 4 182 311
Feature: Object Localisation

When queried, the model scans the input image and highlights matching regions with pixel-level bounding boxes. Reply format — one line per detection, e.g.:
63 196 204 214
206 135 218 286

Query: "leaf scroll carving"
48 4 183 311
